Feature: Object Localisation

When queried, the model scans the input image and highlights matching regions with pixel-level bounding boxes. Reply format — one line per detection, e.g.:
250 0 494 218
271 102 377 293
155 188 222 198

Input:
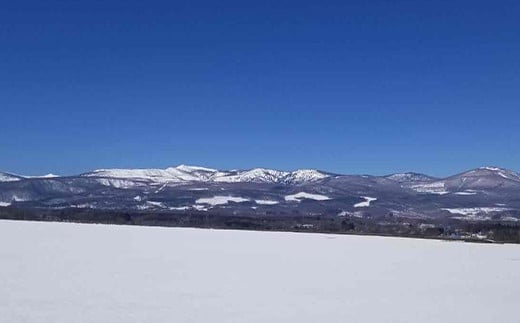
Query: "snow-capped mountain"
386 167 520 194
446 167 520 188
83 165 222 183
1 172 60 182
82 165 331 185
0 172 23 182
286 169 330 183
385 172 437 184
404 166 520 194
212 168 289 183
1 165 520 223
213 168 329 184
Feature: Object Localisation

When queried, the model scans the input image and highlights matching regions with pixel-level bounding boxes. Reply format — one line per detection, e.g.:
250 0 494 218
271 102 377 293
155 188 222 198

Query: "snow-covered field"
0 221 519 323
195 195 250 206
284 192 330 202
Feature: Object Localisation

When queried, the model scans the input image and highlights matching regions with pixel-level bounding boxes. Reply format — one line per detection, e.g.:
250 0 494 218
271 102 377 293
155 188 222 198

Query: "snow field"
0 220 519 323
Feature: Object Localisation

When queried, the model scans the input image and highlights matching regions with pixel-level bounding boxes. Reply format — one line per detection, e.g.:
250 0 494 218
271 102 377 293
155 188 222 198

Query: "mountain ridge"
1 164 520 224
3 165 520 185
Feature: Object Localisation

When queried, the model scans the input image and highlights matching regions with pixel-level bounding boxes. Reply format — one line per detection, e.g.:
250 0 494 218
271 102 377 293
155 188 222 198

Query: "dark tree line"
0 207 519 243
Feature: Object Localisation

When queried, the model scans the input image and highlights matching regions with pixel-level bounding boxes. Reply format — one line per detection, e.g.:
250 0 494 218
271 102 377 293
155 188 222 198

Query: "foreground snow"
0 221 519 323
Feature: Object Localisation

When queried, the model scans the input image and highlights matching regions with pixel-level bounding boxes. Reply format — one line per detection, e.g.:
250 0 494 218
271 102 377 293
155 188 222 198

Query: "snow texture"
453 191 478 196
284 192 331 202
23 173 60 179
255 199 280 205
196 196 250 206
442 207 511 216
411 181 449 194
82 165 329 186
0 172 21 182
354 196 377 208
0 220 519 323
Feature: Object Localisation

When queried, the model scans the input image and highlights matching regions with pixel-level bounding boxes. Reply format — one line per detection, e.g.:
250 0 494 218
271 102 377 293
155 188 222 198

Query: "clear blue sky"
1 0 519 177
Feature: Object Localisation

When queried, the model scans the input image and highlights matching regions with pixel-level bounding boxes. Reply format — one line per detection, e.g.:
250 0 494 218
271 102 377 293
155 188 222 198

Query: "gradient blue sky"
1 0 519 177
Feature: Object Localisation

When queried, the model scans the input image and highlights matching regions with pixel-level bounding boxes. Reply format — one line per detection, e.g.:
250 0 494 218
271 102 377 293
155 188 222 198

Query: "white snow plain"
284 192 331 202
0 220 519 323
195 195 250 206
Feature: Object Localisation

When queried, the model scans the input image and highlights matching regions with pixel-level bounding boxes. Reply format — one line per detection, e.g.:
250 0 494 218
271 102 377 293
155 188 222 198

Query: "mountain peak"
213 168 289 183
386 172 435 183
471 166 520 181
478 166 511 172
287 169 329 183
172 165 218 173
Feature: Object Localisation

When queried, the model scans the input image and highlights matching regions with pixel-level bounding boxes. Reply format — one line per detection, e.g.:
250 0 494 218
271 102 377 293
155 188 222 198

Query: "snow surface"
23 173 60 179
453 191 478 196
284 192 331 202
213 168 288 183
476 167 520 181
69 204 92 209
286 169 329 183
255 199 280 205
386 172 434 183
196 195 250 206
213 168 329 184
0 220 519 323
0 172 21 182
354 196 377 208
411 181 449 194
442 207 511 216
481 166 503 172
95 178 145 189
0 202 11 207
175 164 218 173
146 201 166 208
168 206 191 211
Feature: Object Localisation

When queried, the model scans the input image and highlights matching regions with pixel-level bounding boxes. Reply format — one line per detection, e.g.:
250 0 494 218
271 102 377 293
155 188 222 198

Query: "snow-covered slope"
285 169 329 183
83 165 219 183
395 167 520 194
443 166 520 190
24 173 60 179
386 172 437 183
214 168 329 184
477 166 520 181
213 168 288 183
0 172 23 182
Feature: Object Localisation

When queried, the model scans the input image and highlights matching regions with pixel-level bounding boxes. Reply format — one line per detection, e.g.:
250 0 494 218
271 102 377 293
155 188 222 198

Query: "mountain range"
1 165 520 222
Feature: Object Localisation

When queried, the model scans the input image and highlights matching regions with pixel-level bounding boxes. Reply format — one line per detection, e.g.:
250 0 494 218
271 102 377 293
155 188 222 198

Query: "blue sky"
1 0 519 177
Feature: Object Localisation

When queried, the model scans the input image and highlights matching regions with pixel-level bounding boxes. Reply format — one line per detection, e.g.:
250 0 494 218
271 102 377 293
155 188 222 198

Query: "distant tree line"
0 207 519 244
